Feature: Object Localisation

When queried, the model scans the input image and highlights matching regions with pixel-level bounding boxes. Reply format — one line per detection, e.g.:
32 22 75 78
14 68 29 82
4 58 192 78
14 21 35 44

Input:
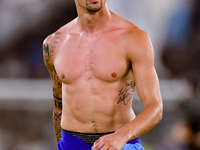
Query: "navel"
111 72 117 78
92 121 98 133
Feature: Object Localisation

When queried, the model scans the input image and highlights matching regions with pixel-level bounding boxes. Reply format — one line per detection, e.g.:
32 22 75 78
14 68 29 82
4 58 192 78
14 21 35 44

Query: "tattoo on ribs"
117 81 135 105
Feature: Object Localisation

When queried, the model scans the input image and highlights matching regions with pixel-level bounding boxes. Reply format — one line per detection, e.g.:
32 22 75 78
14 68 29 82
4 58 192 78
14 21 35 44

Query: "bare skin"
43 0 163 149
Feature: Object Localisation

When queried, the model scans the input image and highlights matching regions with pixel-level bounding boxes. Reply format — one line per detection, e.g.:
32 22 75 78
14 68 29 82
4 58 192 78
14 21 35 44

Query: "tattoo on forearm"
117 81 135 105
53 111 62 142
53 111 62 121
54 95 62 101
54 95 62 109
56 127 62 137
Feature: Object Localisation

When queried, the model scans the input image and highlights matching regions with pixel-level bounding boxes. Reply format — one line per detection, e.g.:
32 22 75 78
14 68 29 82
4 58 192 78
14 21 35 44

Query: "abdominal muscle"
60 80 136 133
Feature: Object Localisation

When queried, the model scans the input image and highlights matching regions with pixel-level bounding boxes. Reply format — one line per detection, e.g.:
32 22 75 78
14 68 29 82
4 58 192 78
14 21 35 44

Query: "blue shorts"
57 130 144 150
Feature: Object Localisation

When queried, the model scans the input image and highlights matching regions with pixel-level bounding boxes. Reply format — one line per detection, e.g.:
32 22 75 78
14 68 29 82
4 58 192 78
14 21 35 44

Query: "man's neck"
76 4 112 33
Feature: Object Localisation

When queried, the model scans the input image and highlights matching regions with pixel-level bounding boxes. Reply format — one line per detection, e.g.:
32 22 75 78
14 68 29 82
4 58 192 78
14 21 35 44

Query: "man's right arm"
43 37 63 142
52 72 62 142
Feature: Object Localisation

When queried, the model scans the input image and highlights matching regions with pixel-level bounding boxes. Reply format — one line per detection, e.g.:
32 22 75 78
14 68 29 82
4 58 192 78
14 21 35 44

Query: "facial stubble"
86 0 103 12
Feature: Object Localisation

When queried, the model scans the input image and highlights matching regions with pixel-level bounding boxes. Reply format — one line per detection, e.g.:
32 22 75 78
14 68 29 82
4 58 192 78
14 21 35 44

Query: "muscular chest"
54 34 130 83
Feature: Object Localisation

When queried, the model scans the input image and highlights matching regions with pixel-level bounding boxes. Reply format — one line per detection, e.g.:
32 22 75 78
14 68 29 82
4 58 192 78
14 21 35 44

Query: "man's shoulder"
114 16 152 57
112 13 146 38
123 27 153 61
56 18 78 34
44 18 77 44
118 22 148 46
120 20 146 38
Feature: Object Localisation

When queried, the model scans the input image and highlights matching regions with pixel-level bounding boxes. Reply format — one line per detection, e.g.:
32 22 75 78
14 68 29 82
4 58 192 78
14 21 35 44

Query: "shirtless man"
43 0 163 149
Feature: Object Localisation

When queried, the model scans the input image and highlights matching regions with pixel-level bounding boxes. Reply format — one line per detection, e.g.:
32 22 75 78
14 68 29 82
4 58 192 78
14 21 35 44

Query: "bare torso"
48 13 139 133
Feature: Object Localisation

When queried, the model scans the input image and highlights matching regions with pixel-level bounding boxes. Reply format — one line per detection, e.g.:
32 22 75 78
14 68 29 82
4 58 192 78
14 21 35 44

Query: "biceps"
133 63 161 106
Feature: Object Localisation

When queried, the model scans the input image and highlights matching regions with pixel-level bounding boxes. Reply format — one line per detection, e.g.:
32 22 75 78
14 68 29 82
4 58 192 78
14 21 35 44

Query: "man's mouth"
88 0 99 3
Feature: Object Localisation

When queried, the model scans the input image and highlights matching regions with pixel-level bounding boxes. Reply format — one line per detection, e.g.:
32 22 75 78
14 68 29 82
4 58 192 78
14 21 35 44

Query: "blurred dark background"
0 0 199 150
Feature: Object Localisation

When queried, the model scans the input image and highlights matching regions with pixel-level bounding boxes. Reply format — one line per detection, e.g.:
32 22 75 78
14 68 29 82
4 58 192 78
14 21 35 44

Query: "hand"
92 132 127 150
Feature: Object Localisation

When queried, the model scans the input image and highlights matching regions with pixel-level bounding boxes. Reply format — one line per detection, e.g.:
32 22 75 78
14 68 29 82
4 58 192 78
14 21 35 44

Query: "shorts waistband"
62 129 114 145
61 129 142 145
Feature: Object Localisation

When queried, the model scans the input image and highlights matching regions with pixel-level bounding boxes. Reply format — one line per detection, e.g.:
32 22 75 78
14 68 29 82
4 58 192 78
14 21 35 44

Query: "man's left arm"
92 30 163 150
121 30 163 140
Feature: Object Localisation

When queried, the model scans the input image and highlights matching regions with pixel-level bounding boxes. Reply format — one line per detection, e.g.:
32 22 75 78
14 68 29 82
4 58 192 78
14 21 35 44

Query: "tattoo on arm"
51 68 62 141
53 111 62 142
54 95 62 109
43 44 51 64
52 74 62 142
43 44 50 55
117 81 135 105
52 73 62 105
43 43 55 70
43 39 62 142
53 111 62 121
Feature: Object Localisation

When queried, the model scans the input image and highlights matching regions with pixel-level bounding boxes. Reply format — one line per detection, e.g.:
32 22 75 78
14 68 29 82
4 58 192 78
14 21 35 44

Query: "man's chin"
87 7 102 13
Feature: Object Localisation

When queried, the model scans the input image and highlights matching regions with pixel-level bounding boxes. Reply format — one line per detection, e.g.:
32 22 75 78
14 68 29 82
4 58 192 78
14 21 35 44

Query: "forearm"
53 109 62 142
116 102 163 142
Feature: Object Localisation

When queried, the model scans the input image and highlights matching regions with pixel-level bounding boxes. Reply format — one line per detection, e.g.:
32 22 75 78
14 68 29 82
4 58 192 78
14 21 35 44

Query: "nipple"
61 74 65 79
111 72 117 78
